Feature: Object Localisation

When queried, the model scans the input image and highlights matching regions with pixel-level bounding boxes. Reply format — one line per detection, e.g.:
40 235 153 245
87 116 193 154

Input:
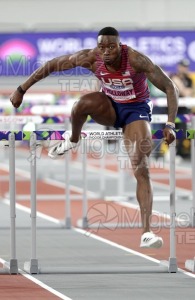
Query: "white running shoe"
48 135 79 159
140 232 163 249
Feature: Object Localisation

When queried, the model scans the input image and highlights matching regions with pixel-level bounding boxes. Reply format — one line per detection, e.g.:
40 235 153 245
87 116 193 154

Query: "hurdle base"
168 258 178 273
82 217 88 228
3 259 18 274
160 258 178 273
64 217 71 229
23 259 39 274
77 217 89 229
185 258 195 273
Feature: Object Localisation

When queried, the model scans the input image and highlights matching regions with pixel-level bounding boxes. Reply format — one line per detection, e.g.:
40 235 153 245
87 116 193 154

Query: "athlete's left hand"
163 127 176 145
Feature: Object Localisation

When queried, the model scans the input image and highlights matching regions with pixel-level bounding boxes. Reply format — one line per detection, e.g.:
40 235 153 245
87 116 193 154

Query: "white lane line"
4 200 195 280
0 257 72 300
0 163 31 178
76 228 160 263
2 199 61 224
0 162 98 198
114 201 189 225
74 228 195 279
0 158 192 197
23 274 73 300
152 180 192 193
1 156 194 280
72 161 119 178
70 160 193 194
44 177 97 197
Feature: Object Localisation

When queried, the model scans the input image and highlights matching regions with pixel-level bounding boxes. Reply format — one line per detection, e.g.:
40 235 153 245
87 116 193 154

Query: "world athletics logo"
0 39 37 75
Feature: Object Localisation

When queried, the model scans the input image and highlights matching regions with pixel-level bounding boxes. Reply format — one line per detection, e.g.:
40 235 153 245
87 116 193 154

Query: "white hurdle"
169 140 177 272
190 115 195 227
24 133 39 274
0 129 183 274
3 133 18 274
185 116 195 272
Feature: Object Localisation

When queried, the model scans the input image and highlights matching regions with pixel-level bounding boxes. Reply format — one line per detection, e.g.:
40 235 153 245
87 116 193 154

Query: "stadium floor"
0 144 195 299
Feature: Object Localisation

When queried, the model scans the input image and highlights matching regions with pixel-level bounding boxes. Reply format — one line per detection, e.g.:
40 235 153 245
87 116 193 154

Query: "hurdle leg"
64 118 71 228
82 139 88 228
185 116 195 272
168 140 178 273
3 133 18 274
117 140 126 197
24 133 39 274
100 139 106 199
65 151 71 228
191 115 195 226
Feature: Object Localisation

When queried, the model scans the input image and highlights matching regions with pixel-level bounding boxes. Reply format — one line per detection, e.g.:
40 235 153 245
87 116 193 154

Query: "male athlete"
10 27 178 248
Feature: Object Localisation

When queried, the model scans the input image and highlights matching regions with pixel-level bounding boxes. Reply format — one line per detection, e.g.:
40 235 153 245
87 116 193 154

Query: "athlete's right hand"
10 90 23 108
163 126 176 145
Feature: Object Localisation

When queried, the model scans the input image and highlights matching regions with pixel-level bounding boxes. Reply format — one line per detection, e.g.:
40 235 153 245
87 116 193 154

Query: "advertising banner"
0 31 195 76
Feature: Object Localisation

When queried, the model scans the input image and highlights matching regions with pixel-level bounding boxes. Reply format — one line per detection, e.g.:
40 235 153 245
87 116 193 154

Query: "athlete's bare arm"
128 48 179 123
128 48 178 144
10 49 97 108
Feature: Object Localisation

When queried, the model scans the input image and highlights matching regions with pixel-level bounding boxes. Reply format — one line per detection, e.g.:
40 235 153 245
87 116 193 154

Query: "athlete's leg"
123 120 153 234
70 92 116 142
48 92 116 158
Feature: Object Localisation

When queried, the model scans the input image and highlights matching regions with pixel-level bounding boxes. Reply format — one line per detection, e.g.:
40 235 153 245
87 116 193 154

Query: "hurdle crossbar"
0 129 186 141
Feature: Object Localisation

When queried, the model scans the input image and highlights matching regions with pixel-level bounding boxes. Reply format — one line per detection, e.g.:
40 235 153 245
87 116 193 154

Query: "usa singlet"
94 45 150 103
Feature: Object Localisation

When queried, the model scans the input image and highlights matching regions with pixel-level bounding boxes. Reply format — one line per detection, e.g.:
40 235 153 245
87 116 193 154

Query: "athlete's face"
97 35 121 66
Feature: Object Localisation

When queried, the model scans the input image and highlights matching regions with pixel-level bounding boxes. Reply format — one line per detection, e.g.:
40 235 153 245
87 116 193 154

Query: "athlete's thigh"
79 92 117 126
123 120 152 161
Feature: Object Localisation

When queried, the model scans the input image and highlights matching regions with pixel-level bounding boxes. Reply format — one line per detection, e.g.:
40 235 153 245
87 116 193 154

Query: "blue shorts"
110 99 153 128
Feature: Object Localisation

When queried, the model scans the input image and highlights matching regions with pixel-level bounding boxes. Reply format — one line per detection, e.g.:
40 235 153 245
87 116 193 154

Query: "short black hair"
98 27 119 37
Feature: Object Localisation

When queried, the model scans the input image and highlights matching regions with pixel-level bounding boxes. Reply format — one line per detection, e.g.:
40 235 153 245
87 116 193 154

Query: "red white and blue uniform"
94 45 153 128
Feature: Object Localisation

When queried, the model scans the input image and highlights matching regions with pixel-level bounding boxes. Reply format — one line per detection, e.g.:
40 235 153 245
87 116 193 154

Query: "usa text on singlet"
94 45 150 103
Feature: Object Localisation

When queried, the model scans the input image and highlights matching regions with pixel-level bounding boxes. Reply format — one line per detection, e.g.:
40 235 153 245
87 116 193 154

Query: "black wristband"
17 85 26 95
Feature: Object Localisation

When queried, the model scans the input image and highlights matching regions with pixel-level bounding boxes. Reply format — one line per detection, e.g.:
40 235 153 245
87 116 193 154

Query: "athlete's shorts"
110 99 153 128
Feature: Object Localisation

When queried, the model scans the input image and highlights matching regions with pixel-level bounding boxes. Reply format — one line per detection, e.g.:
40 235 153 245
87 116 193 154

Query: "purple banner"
0 31 195 76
